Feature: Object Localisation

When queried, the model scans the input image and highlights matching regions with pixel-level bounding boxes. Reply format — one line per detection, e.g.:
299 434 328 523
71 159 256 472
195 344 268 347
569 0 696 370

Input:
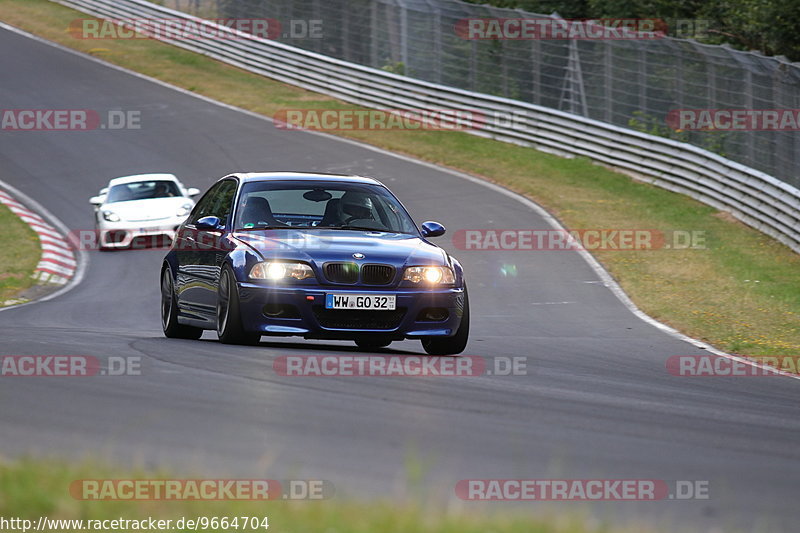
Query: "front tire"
217 266 261 345
161 268 203 340
421 286 470 356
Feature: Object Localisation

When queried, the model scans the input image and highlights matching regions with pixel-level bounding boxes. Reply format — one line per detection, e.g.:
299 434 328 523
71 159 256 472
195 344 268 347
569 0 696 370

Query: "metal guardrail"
56 0 800 253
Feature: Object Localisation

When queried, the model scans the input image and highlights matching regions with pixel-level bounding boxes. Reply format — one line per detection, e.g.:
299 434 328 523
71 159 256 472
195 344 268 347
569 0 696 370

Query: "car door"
186 179 239 317
174 180 229 319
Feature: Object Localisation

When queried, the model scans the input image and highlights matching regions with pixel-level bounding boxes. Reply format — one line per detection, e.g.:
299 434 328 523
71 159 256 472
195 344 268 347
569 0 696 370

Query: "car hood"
233 229 448 268
101 197 191 222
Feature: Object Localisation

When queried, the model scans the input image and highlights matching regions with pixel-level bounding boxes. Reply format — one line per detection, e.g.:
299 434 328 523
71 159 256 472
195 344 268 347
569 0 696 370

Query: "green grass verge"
0 0 798 357
0 459 673 533
0 203 40 304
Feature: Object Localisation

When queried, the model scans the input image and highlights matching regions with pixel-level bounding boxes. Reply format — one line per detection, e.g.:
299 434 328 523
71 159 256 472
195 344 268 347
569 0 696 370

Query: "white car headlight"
102 210 120 222
176 204 193 217
250 262 314 281
403 266 455 284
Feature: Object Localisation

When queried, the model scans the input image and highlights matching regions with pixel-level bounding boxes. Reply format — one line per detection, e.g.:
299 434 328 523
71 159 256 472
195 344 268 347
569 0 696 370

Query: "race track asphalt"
1 26 798 532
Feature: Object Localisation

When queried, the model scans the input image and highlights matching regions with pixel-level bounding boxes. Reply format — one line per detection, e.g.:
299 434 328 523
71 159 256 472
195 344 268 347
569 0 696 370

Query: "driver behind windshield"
338 192 374 223
152 182 175 198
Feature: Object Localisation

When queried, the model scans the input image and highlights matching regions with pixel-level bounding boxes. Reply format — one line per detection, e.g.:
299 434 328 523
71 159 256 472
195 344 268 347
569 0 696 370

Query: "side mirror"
195 216 222 231
420 221 446 238
89 196 104 206
187 187 200 197
99 187 108 195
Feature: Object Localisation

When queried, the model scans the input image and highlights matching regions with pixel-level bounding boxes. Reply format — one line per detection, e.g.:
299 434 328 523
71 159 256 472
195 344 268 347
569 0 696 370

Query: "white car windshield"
106 180 181 203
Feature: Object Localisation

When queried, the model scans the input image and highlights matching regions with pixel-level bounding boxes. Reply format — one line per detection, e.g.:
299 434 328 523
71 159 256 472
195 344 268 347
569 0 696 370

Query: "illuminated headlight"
102 210 120 222
403 266 455 284
250 262 314 281
176 204 193 217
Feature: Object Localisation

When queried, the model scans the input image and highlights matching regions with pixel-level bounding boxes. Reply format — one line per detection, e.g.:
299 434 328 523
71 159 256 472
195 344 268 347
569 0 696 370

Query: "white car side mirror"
187 187 200 197
89 196 104 206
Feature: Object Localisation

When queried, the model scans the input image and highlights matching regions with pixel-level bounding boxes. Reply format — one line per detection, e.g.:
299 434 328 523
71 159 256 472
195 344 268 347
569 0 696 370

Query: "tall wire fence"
162 0 800 189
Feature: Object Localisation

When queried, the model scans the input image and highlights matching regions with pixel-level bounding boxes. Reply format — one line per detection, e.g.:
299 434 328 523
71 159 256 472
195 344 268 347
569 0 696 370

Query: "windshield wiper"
315 225 386 232
236 224 285 231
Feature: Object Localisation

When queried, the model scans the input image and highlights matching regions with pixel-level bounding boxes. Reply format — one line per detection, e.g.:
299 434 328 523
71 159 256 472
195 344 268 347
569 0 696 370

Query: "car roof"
108 173 179 186
236 172 383 186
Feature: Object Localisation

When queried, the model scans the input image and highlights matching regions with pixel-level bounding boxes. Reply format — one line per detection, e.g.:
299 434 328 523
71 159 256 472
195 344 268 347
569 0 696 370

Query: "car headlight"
250 261 314 281
403 266 455 284
102 210 120 222
176 204 193 217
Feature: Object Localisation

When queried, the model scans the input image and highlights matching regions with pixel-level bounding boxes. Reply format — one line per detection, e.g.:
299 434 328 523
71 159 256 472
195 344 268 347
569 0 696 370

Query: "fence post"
603 40 613 122
559 38 588 116
370 1 378 68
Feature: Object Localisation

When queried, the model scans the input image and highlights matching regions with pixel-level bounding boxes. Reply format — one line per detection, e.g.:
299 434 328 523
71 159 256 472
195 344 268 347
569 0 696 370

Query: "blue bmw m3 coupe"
160 172 469 355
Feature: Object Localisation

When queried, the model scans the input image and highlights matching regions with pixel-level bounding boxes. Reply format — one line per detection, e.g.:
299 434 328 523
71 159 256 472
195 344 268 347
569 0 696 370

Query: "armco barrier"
55 0 800 253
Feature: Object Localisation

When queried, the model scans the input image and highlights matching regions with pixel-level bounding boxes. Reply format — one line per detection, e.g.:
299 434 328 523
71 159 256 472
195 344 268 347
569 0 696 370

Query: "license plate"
325 294 396 310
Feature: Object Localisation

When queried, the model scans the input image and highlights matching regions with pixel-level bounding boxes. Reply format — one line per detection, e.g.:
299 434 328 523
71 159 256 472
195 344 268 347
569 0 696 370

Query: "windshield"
106 180 182 203
234 181 418 234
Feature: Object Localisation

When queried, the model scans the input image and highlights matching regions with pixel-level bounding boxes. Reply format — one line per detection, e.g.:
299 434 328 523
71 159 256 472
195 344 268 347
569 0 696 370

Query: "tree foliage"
462 0 800 61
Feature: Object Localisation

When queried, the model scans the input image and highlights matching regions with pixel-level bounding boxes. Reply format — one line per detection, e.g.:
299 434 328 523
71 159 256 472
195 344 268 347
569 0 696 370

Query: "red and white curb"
0 189 76 286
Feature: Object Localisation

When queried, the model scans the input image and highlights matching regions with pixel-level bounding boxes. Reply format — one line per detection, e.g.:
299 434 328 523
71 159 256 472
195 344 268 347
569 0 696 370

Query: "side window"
188 181 226 225
209 180 238 228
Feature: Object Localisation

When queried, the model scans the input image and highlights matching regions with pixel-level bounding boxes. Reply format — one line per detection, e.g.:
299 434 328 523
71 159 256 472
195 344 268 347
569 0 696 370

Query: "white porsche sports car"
90 173 200 250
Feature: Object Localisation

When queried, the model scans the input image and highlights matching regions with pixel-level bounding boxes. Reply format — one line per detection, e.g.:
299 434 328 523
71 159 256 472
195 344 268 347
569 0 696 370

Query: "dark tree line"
464 0 800 61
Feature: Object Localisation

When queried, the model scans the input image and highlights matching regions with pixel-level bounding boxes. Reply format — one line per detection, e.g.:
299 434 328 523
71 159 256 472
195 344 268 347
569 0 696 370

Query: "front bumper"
236 283 465 340
97 217 186 249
